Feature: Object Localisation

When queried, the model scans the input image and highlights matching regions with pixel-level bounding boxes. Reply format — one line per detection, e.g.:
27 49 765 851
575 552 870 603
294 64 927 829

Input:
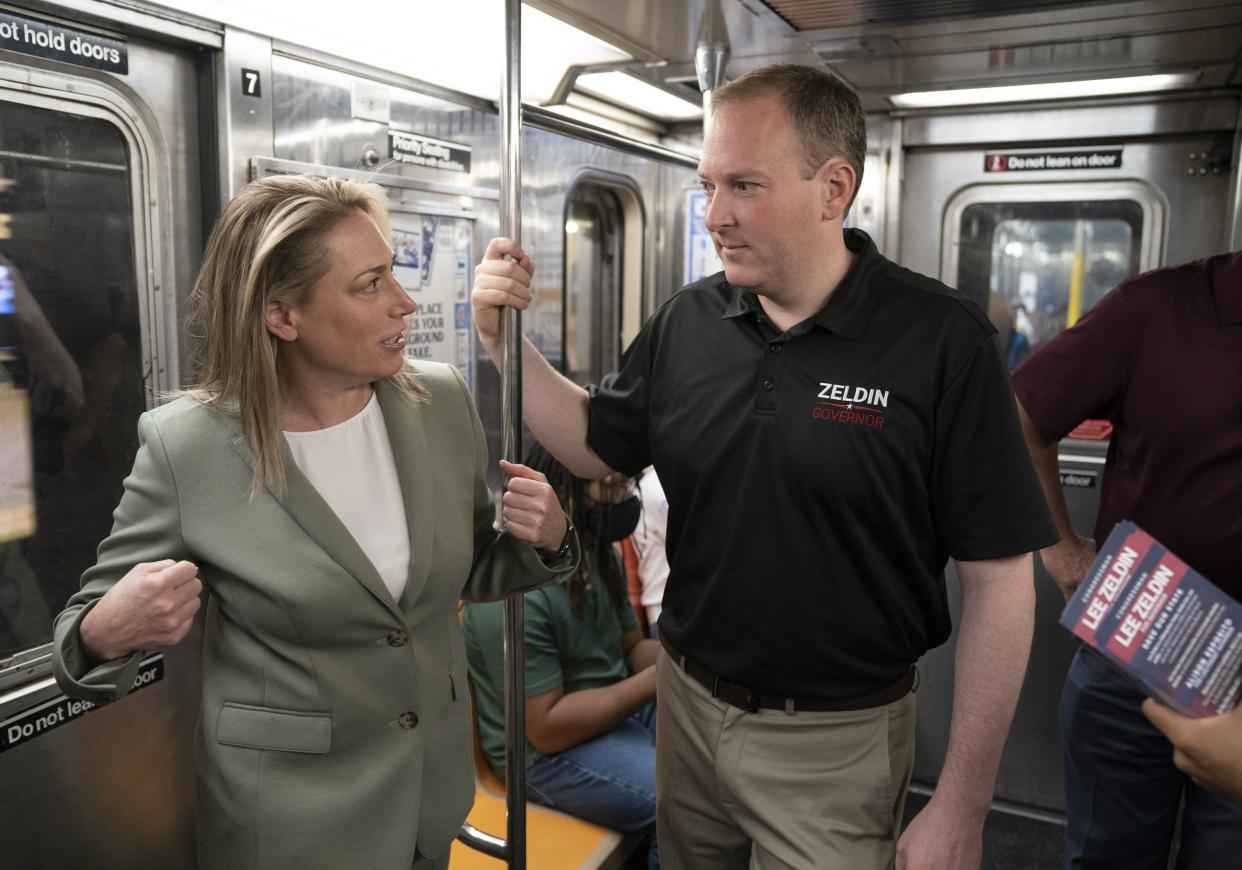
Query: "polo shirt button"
769 343 782 353
387 630 408 647
398 711 419 729
762 378 775 391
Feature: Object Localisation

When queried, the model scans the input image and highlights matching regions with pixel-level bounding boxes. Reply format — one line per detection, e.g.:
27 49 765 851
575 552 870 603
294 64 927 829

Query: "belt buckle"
712 675 760 714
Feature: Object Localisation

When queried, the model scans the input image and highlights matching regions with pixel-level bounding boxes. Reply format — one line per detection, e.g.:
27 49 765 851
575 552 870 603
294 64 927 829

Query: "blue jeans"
526 701 659 869
1061 648 1242 869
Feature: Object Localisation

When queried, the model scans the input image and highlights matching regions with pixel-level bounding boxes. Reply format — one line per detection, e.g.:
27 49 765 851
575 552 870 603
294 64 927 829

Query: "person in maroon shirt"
1014 249 1242 870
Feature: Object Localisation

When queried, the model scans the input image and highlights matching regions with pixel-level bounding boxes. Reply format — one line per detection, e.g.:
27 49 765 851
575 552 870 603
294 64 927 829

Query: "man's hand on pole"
473 237 535 353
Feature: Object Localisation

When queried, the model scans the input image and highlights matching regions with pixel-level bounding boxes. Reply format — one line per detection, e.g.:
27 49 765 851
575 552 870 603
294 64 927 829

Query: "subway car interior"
1 0 1240 867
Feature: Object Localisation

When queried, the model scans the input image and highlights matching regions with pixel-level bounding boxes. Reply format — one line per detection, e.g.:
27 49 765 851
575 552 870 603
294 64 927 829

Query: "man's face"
697 93 828 296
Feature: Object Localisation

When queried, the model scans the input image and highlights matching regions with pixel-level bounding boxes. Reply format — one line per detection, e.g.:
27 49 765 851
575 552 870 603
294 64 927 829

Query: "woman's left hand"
498 459 568 551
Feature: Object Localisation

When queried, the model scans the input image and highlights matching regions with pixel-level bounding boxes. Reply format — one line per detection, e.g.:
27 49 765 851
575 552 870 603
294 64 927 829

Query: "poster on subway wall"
1061 521 1242 718
389 213 474 390
684 188 723 286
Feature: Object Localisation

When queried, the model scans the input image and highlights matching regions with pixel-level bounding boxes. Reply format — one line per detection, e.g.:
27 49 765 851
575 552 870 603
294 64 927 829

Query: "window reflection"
0 101 144 667
564 187 622 387
957 201 1142 371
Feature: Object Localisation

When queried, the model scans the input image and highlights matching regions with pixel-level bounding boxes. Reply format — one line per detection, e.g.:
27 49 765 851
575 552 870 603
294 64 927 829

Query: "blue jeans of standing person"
526 701 659 869
1061 648 1242 869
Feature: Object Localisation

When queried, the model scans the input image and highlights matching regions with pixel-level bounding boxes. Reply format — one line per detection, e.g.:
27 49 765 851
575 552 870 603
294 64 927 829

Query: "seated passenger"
631 467 670 636
463 444 660 868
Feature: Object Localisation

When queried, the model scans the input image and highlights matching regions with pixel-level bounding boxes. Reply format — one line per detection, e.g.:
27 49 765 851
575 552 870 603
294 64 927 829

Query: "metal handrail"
457 822 508 860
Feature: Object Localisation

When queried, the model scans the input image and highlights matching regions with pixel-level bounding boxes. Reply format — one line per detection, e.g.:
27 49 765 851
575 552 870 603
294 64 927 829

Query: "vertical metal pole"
498 3 523 480
695 0 731 133
499 0 526 868
502 594 526 870
1227 113 1242 250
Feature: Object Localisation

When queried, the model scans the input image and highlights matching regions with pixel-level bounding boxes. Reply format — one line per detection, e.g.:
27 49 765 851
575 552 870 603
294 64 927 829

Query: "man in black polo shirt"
473 64 1056 869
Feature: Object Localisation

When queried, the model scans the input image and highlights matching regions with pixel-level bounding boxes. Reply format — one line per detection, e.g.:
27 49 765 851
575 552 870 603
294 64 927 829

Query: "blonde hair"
186 174 426 498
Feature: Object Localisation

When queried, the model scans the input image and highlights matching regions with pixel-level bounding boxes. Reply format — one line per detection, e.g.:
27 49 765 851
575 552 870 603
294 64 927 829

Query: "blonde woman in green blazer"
52 175 577 870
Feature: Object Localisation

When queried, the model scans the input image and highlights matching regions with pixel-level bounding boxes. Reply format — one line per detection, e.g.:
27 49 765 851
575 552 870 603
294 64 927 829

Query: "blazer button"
398 711 419 729
387 630 409 647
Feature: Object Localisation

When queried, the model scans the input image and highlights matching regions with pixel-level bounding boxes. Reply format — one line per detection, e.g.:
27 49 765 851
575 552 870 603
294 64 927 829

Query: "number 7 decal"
241 68 261 97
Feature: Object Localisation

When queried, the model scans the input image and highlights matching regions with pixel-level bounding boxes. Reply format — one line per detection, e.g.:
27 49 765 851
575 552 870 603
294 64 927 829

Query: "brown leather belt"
660 635 916 714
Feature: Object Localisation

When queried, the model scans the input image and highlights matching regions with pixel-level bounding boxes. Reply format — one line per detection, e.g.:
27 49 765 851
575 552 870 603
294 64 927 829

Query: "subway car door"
562 181 626 386
0 14 208 868
899 117 1236 818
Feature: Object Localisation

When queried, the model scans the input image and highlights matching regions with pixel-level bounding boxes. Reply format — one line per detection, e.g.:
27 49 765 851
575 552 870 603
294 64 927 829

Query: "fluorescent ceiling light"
522 7 631 104
889 73 1199 108
167 1 630 103
577 71 703 120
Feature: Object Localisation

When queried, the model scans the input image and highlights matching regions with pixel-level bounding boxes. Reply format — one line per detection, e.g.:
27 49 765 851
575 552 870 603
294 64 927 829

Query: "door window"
0 100 146 674
563 185 623 386
956 200 1144 371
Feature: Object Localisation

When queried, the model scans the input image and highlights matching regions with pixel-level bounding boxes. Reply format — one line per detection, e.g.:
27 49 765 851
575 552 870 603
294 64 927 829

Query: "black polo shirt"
587 229 1057 699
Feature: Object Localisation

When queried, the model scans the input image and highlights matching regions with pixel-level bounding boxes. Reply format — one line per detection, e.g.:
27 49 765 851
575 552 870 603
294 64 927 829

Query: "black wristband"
538 517 574 560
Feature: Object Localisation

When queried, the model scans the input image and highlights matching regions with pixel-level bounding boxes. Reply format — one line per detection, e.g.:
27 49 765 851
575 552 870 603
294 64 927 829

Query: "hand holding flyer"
1060 521 1242 718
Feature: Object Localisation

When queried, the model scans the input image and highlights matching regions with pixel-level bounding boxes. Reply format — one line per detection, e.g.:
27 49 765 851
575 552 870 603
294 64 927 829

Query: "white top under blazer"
285 391 410 601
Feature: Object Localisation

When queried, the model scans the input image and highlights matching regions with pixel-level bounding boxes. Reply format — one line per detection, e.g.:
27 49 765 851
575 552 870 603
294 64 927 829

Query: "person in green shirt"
463 444 661 868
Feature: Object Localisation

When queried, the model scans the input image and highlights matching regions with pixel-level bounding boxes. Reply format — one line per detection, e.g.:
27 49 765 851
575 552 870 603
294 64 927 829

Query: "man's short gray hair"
712 64 866 208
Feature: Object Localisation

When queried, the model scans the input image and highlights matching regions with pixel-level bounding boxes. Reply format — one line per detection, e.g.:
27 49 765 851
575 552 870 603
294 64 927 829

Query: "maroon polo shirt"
1013 250 1242 598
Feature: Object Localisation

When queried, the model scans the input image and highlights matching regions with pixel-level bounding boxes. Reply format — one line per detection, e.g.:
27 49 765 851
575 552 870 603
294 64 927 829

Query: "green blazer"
52 361 576 870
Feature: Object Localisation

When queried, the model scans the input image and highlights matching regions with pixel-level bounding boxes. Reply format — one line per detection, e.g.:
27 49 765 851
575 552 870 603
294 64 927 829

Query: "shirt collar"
719 229 887 339
721 285 755 320
1212 250 1242 325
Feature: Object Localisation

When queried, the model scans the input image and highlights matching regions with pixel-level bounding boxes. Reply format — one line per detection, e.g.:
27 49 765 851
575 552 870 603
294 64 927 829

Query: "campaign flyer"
1060 521 1242 718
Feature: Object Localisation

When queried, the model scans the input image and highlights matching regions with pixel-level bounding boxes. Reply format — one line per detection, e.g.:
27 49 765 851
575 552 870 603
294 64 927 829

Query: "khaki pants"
655 650 916 870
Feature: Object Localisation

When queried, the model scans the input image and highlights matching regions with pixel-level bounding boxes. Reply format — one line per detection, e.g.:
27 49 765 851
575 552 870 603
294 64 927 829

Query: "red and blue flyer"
1060 521 1242 718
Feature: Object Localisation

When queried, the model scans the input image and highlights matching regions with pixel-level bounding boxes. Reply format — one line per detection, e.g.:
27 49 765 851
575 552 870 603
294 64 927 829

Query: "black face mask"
584 496 641 543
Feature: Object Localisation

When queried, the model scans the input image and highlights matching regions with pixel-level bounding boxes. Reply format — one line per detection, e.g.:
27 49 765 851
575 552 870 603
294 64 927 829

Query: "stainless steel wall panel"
122 38 207 383
271 54 498 202
526 0 819 72
217 27 272 201
15 0 223 48
768 0 1127 31
269 40 495 114
900 97 1241 147
825 21 1242 97
900 136 1235 279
